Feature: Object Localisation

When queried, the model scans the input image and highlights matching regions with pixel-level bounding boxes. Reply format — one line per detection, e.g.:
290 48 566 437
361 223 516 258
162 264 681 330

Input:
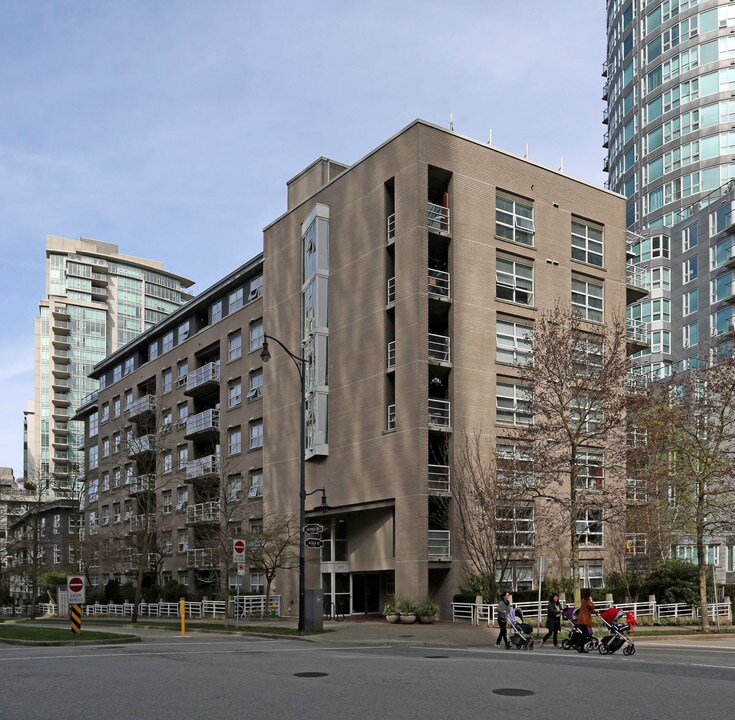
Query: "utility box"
304 589 324 633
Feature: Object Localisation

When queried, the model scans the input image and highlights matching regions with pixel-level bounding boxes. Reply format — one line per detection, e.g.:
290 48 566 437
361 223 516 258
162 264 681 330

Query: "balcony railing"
181 361 220 393
428 333 450 364
626 264 648 291
626 371 648 394
129 435 155 455
88 523 99 536
53 320 71 332
127 395 156 420
428 399 451 429
387 341 396 370
427 202 450 235
387 213 396 242
626 318 649 344
428 530 451 559
186 454 220 480
428 464 451 493
185 409 220 438
387 276 395 305
187 548 215 569
428 268 451 299
387 404 396 431
129 474 156 495
186 500 220 525
129 514 156 532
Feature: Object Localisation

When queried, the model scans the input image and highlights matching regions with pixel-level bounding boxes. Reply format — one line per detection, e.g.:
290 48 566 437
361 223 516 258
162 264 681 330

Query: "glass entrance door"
351 572 381 614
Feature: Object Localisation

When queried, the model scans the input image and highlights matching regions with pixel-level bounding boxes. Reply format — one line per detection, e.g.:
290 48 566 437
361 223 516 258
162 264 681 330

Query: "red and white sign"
232 539 246 563
237 563 246 576
67 575 86 604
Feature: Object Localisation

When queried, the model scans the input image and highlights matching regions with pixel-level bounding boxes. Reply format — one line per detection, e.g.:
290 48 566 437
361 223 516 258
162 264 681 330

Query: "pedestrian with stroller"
576 590 596 653
541 593 562 647
495 591 511 649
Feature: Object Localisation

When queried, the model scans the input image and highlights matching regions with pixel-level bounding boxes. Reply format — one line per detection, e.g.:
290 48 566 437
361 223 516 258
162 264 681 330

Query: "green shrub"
641 559 712 604
161 581 190 602
104 579 123 604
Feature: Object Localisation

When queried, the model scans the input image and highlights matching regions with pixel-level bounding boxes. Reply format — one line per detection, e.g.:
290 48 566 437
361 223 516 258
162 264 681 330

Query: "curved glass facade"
606 0 735 230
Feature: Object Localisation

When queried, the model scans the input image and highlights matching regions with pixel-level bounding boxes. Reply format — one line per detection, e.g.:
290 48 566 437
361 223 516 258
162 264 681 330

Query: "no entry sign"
232 539 246 562
67 575 86 604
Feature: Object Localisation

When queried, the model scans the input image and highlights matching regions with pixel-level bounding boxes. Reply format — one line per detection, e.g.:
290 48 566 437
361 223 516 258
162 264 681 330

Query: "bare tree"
629 352 735 631
513 305 630 605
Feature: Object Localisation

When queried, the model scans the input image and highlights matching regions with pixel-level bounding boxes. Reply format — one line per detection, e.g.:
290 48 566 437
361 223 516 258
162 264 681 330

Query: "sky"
0 0 607 476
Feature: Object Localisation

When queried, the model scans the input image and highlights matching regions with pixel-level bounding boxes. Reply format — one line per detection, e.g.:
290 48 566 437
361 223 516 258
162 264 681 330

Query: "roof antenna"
488 129 493 146
559 156 564 172
524 143 529 159
449 113 454 132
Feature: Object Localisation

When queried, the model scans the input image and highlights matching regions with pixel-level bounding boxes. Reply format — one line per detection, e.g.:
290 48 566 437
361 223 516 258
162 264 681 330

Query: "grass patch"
0 624 134 642
77 616 319 636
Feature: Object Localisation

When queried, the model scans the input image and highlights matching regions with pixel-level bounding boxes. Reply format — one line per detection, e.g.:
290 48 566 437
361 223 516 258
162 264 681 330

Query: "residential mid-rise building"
30 236 194 494
605 0 735 231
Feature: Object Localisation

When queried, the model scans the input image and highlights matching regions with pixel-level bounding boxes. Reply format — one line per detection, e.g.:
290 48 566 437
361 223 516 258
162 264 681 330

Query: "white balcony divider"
427 202 450 234
428 268 451 299
428 333 450 363
387 276 395 304
387 213 396 242
387 340 396 369
428 464 450 493
387 403 396 430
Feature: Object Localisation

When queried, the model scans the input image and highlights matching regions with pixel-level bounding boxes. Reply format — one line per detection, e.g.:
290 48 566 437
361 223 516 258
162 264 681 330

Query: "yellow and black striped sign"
70 604 82 634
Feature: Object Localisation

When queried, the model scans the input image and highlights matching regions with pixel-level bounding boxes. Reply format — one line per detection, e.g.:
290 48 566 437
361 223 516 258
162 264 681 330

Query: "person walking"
541 593 562 647
576 590 596 653
495 591 511 649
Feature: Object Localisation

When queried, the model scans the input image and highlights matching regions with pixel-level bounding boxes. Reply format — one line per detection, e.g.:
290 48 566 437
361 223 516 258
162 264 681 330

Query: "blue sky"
0 0 607 475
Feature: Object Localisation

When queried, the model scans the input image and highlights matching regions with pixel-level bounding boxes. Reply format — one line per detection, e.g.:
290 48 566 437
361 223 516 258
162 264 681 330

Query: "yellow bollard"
180 598 186 636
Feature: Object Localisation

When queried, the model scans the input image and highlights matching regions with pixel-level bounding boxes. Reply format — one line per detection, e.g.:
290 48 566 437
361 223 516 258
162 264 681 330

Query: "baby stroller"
560 606 597 652
507 608 534 650
596 608 636 656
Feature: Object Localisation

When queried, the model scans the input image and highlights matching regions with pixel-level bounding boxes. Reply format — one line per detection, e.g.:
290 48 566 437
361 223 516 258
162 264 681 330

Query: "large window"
248 470 263 498
229 287 244 312
496 443 534 487
228 427 242 455
495 319 533 364
496 195 535 246
496 382 532 426
247 369 263 400
496 506 535 547
496 258 533 305
228 379 242 408
249 420 264 449
571 220 604 267
572 278 604 322
228 331 242 361
576 451 604 490
682 288 698 316
577 509 604 547
249 319 264 352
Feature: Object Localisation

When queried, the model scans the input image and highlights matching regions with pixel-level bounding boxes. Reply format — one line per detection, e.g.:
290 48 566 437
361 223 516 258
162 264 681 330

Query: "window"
162 368 172 393
496 506 535 547
177 403 189 427
102 506 110 526
249 470 263 498
683 321 698 348
495 319 533 364
88 411 99 438
496 195 535 245
149 340 159 360
178 321 190 344
228 426 242 455
101 471 109 491
576 451 604 490
211 299 223 324
113 467 121 488
572 335 604 377
124 390 133 410
162 331 174 353
711 271 735 303
228 331 242 361
250 572 265 594
228 474 242 501
162 490 173 514
249 274 264 300
682 256 698 283
249 420 264 449
683 288 698 316
247 370 263 400
101 402 109 424
177 359 189 380
626 533 647 556
178 571 189 586
113 502 121 523
161 532 173 555
162 409 172 431
113 396 121 418
572 396 603 433
674 544 719 565
496 443 534 487
124 356 135 376
53 514 61 534
572 279 604 322
249 319 264 351
579 564 604 588
162 451 172 474
577 509 604 547
571 220 604 267
496 258 533 305
113 365 122 382
178 444 188 470
102 437 110 458
711 235 734 269
229 287 244 312
176 487 188 510
178 529 188 553
228 379 242 408
496 382 532 426
53 544 61 564
682 222 698 251
88 445 99 470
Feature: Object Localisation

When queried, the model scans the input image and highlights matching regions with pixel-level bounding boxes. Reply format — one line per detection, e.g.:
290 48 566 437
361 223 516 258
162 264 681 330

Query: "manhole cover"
424 655 449 659
294 672 329 678
398 635 415 638
492 689 534 697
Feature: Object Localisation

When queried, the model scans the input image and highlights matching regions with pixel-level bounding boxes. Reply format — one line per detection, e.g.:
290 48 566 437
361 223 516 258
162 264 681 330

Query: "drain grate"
398 635 415 638
492 689 534 697
424 655 449 659
294 672 329 678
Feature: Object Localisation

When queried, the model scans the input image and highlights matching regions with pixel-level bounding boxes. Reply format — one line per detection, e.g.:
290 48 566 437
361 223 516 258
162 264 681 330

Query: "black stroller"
507 608 534 650
560 606 597 652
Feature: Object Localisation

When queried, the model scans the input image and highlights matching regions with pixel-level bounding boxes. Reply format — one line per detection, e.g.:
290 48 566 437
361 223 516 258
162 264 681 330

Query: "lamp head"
260 338 271 363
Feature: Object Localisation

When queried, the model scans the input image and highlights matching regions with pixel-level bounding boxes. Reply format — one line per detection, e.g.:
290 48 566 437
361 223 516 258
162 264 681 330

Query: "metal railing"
626 318 649 344
127 395 155 419
428 268 451 299
428 530 451 559
387 276 395 304
428 202 450 234
187 548 215 568
428 398 451 428
387 341 396 369
129 514 156 532
129 474 156 494
181 361 220 392
428 333 450 363
129 434 155 454
428 464 450 493
186 500 220 524
626 264 648 291
186 454 220 480
387 213 396 242
231 595 282 619
186 409 220 436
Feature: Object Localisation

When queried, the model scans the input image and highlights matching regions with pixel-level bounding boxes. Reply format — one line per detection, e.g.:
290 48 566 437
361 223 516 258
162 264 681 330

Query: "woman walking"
541 593 562 647
576 590 596 653
495 591 511 649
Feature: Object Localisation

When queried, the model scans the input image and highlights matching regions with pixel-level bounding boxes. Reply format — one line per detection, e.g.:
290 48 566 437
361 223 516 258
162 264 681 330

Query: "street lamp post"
260 333 310 635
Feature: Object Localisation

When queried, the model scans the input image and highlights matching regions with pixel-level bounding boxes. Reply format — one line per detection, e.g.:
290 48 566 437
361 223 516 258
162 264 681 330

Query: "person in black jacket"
494 591 511 649
541 593 562 647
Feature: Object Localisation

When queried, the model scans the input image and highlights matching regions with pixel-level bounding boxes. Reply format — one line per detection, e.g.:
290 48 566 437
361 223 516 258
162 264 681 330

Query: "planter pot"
385 613 400 624
418 614 436 624
400 613 417 624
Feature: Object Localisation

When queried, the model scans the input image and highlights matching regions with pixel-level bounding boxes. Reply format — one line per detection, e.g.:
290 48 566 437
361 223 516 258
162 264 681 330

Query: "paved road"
1 632 733 719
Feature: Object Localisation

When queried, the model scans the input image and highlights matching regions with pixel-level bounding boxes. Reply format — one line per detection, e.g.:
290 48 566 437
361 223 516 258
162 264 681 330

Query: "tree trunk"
698 550 710 633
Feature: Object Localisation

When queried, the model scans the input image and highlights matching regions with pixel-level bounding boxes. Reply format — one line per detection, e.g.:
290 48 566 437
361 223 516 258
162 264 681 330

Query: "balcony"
52 347 71 363
52 364 71 378
181 361 220 396
51 376 70 391
428 464 451 494
602 131 609 149
52 406 71 421
428 399 451 430
387 213 396 243
186 454 220 481
428 530 451 560
52 333 70 348
52 435 70 449
387 404 396 431
428 268 451 300
626 318 649 351
129 435 155 455
602 81 609 101
129 514 156 532
184 409 220 440
427 202 450 235
186 500 220 525
602 107 609 124
626 264 648 303
53 392 71 408
129 474 156 495
387 341 396 370
603 156 609 173
626 371 648 395
52 305 70 320
90 285 108 299
187 548 215 569
387 276 395 305
88 523 99 536
127 395 156 421
428 333 450 365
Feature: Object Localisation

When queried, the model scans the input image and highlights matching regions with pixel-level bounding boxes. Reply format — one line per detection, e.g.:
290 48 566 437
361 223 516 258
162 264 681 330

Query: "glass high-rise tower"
606 0 735 231
30 235 194 493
